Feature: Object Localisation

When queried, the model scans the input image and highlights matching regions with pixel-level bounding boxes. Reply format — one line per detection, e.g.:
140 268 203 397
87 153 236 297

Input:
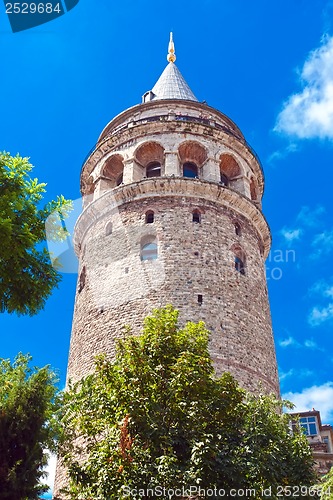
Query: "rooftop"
144 33 198 103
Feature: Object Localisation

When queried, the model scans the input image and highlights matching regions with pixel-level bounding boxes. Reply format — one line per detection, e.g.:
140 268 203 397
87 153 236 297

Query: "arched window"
232 245 246 276
145 211 154 224
234 223 241 236
141 241 158 261
178 141 207 176
105 221 113 236
183 162 198 178
101 154 124 189
192 210 201 223
220 173 229 186
146 162 161 178
235 256 245 275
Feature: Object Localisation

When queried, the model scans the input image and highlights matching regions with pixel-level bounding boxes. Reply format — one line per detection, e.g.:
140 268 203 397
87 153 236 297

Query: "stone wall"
54 99 280 498
67 186 279 396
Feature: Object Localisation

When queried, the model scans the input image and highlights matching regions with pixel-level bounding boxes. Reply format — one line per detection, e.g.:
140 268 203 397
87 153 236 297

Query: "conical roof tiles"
151 62 198 102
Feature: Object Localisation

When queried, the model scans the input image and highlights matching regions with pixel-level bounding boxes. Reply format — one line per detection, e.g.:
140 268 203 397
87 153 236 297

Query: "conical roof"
143 33 198 103
151 62 198 101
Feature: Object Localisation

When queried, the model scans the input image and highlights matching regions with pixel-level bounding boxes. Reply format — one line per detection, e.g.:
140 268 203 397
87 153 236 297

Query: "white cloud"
296 205 325 228
311 230 333 257
278 336 322 350
304 339 323 351
279 368 314 382
310 279 333 298
283 382 333 423
280 227 303 245
279 336 297 348
304 339 317 349
308 303 333 326
308 279 333 327
279 368 294 381
275 36 333 140
267 142 299 164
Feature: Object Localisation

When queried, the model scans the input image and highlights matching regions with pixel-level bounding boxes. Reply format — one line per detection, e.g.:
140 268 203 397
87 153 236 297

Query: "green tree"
318 467 333 498
0 353 59 499
0 151 71 315
58 306 317 499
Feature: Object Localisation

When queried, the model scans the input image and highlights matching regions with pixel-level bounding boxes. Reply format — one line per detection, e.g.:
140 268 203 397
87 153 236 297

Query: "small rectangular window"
198 294 203 305
192 211 201 223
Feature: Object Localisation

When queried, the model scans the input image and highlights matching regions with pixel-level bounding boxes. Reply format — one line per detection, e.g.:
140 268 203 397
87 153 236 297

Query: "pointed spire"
167 32 176 63
144 33 198 102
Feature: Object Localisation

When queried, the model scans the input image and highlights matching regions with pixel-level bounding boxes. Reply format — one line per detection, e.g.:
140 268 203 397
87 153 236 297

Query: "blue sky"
1 0 333 491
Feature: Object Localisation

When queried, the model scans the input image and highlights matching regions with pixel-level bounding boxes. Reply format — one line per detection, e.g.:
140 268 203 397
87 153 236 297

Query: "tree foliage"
0 353 59 499
318 467 333 499
58 306 317 499
0 151 71 315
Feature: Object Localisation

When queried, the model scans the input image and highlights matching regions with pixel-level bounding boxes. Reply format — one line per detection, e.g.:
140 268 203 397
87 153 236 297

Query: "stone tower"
67 34 280 396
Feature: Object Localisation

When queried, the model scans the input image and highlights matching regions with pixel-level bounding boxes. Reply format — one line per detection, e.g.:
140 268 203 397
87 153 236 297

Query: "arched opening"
192 209 201 223
219 153 248 195
102 154 125 188
105 221 113 236
183 162 198 178
145 211 154 224
232 245 246 276
259 241 264 257
179 141 207 179
141 240 158 261
146 161 161 178
234 222 241 236
235 256 246 275
135 142 164 178
220 173 229 186
250 178 258 201
78 266 86 293
219 154 241 179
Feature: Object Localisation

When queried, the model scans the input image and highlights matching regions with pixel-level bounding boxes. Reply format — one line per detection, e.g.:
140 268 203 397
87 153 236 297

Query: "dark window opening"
145 211 154 224
105 222 113 236
141 242 158 261
192 210 201 223
235 223 241 236
146 161 161 178
183 162 198 178
78 266 86 293
220 173 229 186
235 256 245 275
198 294 203 305
116 173 123 186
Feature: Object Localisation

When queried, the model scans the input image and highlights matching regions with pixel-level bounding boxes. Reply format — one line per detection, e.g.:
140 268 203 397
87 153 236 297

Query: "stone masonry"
68 98 279 395
54 58 280 497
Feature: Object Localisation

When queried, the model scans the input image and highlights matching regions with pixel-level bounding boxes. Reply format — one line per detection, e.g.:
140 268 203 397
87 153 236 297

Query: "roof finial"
167 32 176 63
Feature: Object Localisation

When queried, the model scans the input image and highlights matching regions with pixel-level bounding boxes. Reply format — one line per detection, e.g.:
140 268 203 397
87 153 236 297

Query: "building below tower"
291 409 333 476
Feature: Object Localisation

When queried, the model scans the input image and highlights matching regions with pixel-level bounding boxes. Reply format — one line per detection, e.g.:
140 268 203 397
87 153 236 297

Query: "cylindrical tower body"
68 98 279 396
